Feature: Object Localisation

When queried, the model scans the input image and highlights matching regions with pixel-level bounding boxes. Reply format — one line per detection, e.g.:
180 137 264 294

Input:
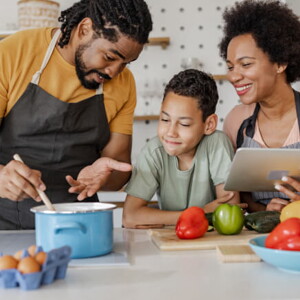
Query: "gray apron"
0 30 110 229
236 90 300 205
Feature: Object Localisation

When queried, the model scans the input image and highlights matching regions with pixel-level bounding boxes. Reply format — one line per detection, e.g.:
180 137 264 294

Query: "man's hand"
66 157 132 201
0 160 45 202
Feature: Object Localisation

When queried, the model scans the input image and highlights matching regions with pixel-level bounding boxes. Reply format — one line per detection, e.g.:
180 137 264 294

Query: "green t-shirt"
125 130 234 210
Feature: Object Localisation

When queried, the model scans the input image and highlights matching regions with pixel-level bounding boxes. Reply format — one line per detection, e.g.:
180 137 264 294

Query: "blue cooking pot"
31 202 116 259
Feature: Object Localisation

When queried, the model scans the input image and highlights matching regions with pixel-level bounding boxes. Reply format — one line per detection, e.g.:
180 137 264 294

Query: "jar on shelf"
18 0 60 30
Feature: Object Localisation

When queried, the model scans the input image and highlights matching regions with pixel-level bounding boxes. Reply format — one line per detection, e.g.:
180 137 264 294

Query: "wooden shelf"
134 115 159 121
147 37 170 49
213 74 227 81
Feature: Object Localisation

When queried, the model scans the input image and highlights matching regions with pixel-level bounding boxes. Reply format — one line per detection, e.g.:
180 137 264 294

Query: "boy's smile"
158 92 208 169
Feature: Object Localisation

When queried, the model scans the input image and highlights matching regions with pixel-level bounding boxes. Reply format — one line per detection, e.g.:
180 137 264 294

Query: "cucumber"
244 211 280 233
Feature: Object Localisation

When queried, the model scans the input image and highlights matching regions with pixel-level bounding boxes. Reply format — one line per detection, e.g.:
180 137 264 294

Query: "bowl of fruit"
249 217 300 274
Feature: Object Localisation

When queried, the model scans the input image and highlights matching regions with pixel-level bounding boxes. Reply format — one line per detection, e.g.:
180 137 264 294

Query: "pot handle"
54 222 87 234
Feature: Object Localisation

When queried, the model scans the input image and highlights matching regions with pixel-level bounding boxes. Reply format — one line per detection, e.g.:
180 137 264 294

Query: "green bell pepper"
212 203 244 235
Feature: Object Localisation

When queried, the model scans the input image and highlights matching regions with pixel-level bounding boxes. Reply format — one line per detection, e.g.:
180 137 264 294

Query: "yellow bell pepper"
280 201 300 222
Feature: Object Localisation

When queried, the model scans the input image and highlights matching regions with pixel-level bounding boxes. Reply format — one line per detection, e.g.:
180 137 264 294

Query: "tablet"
224 148 300 192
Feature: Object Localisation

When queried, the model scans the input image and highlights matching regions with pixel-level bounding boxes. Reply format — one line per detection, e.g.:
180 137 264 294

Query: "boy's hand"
203 192 247 213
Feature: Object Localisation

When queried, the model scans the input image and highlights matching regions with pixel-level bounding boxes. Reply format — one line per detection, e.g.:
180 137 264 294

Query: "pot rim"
30 202 116 214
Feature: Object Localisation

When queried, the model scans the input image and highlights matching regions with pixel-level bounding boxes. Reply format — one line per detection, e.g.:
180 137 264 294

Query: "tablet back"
224 148 300 191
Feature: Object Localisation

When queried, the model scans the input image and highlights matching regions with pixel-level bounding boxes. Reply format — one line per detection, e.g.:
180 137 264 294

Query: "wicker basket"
18 0 60 30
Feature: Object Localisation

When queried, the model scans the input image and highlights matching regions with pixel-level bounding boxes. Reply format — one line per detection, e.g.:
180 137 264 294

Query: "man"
0 0 152 229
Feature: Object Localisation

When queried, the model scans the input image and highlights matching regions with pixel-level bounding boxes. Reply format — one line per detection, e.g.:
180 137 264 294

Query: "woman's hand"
0 160 45 202
274 176 300 201
266 198 290 212
203 192 248 213
66 157 132 200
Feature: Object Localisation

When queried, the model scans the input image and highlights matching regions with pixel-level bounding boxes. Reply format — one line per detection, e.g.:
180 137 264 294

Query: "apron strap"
293 89 300 131
31 29 61 85
236 103 260 149
96 84 103 95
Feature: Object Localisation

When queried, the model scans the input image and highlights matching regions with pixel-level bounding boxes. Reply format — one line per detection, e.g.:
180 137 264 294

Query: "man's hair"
163 69 218 121
219 0 300 83
58 0 152 47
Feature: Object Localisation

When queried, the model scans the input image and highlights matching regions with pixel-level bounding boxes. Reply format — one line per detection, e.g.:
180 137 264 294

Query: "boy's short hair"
163 69 218 121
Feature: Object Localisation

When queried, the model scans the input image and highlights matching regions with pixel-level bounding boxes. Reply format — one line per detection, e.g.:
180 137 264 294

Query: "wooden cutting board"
216 245 261 263
148 227 262 251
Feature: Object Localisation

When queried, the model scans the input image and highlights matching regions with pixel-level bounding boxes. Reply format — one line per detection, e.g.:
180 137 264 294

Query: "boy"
123 69 243 228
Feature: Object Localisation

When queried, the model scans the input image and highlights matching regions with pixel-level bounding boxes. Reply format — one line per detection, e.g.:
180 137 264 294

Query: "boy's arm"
216 184 240 204
203 184 247 213
122 195 181 229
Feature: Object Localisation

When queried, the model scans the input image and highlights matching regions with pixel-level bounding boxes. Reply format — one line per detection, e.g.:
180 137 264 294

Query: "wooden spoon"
13 154 56 211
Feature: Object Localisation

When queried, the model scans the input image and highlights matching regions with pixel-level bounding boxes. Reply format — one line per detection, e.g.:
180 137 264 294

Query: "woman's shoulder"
226 103 256 118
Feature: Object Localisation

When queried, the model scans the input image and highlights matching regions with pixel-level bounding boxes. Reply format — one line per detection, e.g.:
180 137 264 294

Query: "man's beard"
75 44 111 90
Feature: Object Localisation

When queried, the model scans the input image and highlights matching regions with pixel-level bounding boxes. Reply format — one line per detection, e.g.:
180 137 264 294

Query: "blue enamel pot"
31 202 116 259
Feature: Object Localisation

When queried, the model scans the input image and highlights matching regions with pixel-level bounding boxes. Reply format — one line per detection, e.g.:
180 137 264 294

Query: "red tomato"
265 218 300 250
175 206 208 239
275 236 300 251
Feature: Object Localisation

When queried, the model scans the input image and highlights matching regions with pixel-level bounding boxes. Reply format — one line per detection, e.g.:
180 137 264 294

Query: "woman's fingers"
266 198 290 212
275 180 300 201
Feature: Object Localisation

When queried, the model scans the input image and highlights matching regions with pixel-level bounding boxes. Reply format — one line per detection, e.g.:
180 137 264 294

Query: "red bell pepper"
265 218 300 251
175 206 208 239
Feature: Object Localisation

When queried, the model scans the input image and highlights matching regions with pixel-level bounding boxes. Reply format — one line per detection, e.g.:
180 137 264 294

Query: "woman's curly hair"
58 0 152 48
163 69 218 121
219 0 300 83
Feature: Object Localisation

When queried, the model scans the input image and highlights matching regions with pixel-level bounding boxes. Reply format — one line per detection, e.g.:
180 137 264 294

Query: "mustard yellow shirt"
0 28 136 134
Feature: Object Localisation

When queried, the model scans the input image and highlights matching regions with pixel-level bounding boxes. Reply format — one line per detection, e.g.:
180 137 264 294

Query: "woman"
219 0 300 212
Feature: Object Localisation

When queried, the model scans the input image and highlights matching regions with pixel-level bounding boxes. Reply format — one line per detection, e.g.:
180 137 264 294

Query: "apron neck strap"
236 103 260 149
293 89 300 130
31 29 61 85
96 84 103 94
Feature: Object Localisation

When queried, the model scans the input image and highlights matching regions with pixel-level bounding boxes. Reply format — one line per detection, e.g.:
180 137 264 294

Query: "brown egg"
14 250 23 261
27 245 37 257
17 257 41 274
35 251 47 265
0 255 18 270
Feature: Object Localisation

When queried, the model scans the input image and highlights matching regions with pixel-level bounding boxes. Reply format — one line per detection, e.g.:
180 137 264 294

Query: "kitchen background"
1 0 300 226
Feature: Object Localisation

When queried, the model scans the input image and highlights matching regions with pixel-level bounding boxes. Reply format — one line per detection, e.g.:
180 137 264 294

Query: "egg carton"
0 245 71 290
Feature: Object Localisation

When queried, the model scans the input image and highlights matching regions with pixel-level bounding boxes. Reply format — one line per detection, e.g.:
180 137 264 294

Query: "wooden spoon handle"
13 154 55 211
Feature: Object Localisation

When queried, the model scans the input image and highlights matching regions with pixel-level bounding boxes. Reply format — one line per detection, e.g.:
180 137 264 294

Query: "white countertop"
97 191 158 202
0 228 300 299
